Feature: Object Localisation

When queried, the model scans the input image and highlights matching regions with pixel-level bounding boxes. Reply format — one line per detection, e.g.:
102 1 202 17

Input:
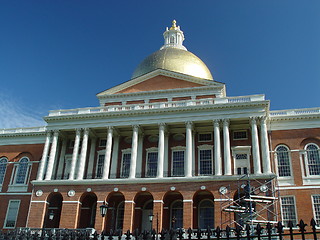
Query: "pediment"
97 69 224 97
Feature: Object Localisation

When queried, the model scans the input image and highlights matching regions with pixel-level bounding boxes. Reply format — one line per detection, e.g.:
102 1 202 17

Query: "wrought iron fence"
1 219 320 240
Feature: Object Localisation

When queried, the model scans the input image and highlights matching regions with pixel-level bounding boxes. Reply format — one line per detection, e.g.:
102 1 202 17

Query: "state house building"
0 21 320 232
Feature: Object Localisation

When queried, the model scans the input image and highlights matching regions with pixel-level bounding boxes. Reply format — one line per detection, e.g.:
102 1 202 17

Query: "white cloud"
0 93 46 129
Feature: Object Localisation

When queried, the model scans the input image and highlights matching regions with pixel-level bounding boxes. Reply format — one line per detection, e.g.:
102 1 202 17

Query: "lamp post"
100 201 108 233
148 212 154 232
100 201 108 217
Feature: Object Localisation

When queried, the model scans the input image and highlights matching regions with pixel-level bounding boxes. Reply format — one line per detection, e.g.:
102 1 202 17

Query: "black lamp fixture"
148 212 154 222
48 211 54 220
100 201 108 217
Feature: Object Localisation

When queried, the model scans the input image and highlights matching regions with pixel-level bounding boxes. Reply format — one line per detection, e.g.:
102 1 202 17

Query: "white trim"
31 200 49 204
278 185 320 190
0 192 32 195
3 199 21 229
153 200 164 204
62 201 81 204
125 200 135 203
215 198 233 202
231 146 251 175
183 199 193 202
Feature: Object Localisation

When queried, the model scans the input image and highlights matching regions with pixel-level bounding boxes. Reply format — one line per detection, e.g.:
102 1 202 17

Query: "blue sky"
1 1 319 128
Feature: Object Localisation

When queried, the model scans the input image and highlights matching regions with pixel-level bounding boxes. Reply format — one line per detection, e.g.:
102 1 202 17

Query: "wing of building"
0 20 320 231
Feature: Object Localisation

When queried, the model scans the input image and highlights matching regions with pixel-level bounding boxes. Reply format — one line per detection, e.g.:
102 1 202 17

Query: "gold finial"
170 20 177 30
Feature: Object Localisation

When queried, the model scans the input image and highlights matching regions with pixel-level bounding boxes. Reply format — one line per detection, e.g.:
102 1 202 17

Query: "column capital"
185 121 193 129
223 119 229 127
53 130 59 136
259 116 268 125
83 128 89 134
106 126 114 134
158 122 167 130
213 119 221 127
250 117 258 125
75 128 82 135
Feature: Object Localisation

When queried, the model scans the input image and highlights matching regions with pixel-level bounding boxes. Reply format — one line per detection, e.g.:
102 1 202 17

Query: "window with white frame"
4 200 20 229
14 157 30 185
231 146 251 175
280 196 297 227
121 150 131 178
198 133 212 142
305 144 320 176
172 148 185 177
96 154 105 179
0 158 8 185
198 145 213 175
275 145 292 177
146 149 158 177
312 195 320 226
233 130 248 140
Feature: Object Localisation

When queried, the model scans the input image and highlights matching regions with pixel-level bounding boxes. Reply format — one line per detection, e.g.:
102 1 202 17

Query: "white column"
77 128 89 180
87 137 97 179
223 119 232 175
37 131 52 180
157 123 165 178
45 130 59 180
129 125 139 179
69 129 81 180
185 121 193 177
110 135 120 179
102 127 113 179
260 117 272 174
136 133 144 178
251 117 262 174
56 138 67 179
164 132 169 177
214 120 222 175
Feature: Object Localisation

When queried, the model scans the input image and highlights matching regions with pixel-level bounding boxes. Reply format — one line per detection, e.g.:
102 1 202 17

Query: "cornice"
44 101 269 123
32 173 276 186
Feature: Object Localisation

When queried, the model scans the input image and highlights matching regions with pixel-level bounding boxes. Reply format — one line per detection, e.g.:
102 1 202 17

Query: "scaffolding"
219 174 279 229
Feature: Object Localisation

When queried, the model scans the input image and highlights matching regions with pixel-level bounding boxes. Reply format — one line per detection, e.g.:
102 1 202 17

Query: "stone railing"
0 126 46 135
270 107 320 117
48 95 265 117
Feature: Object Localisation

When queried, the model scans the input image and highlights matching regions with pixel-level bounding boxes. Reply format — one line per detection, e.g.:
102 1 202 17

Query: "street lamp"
148 212 154 232
100 201 108 217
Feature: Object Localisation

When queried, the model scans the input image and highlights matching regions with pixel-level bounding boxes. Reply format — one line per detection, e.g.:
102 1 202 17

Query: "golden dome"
132 47 213 80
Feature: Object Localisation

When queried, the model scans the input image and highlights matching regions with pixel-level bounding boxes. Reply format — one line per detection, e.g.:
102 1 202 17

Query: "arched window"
198 200 214 229
15 157 29 184
0 158 8 184
116 201 125 230
306 144 320 175
275 145 291 177
171 200 183 229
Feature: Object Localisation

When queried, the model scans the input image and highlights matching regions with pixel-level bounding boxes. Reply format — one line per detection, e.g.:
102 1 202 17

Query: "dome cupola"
132 20 213 80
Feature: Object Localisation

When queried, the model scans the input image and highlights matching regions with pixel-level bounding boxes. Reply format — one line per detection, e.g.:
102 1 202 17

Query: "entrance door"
141 209 152 232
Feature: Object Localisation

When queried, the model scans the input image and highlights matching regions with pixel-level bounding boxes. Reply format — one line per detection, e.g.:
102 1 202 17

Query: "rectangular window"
199 149 212 175
198 133 212 142
281 196 297 227
99 139 107 147
235 153 249 175
312 195 320 226
233 131 248 140
172 151 184 177
4 200 20 229
96 154 105 178
121 153 131 178
146 152 158 177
